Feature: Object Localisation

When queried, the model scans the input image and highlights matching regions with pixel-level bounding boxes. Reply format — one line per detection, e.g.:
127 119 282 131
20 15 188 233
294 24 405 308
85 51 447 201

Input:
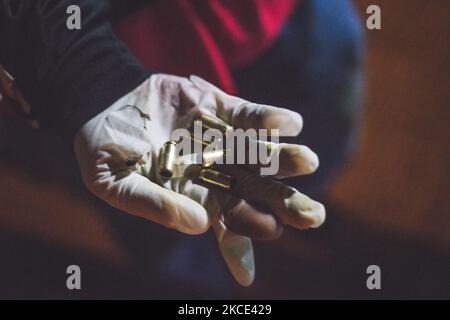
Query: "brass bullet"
192 131 219 147
158 141 177 178
199 168 232 190
200 114 233 136
201 149 226 168
186 121 223 149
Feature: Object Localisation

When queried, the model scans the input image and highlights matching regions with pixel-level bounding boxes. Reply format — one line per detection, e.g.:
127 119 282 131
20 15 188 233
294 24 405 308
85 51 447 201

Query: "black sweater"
0 0 151 140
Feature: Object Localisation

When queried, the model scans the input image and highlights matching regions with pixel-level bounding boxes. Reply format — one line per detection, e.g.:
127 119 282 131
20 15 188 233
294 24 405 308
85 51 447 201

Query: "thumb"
90 171 210 235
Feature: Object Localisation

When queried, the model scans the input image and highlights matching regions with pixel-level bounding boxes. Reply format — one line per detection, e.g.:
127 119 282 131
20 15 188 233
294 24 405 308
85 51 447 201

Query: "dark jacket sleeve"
0 0 151 140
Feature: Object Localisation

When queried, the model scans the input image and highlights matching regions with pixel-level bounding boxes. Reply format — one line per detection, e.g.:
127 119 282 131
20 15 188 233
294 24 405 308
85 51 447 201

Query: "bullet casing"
159 141 177 178
200 114 233 136
201 149 226 168
199 168 232 190
187 122 224 150
191 131 222 147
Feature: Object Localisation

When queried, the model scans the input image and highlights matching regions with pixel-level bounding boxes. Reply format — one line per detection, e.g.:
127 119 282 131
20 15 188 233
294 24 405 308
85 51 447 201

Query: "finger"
158 167 256 286
190 75 303 136
238 139 319 177
180 165 283 240
0 66 33 120
216 165 326 230
213 219 255 287
90 171 210 235
192 137 319 177
0 65 16 100
224 198 284 240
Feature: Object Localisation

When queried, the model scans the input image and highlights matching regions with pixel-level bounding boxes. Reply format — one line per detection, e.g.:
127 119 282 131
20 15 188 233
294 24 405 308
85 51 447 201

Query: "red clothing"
113 0 298 94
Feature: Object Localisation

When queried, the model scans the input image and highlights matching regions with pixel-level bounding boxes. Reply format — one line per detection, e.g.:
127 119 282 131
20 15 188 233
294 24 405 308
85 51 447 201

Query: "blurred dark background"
0 0 449 299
